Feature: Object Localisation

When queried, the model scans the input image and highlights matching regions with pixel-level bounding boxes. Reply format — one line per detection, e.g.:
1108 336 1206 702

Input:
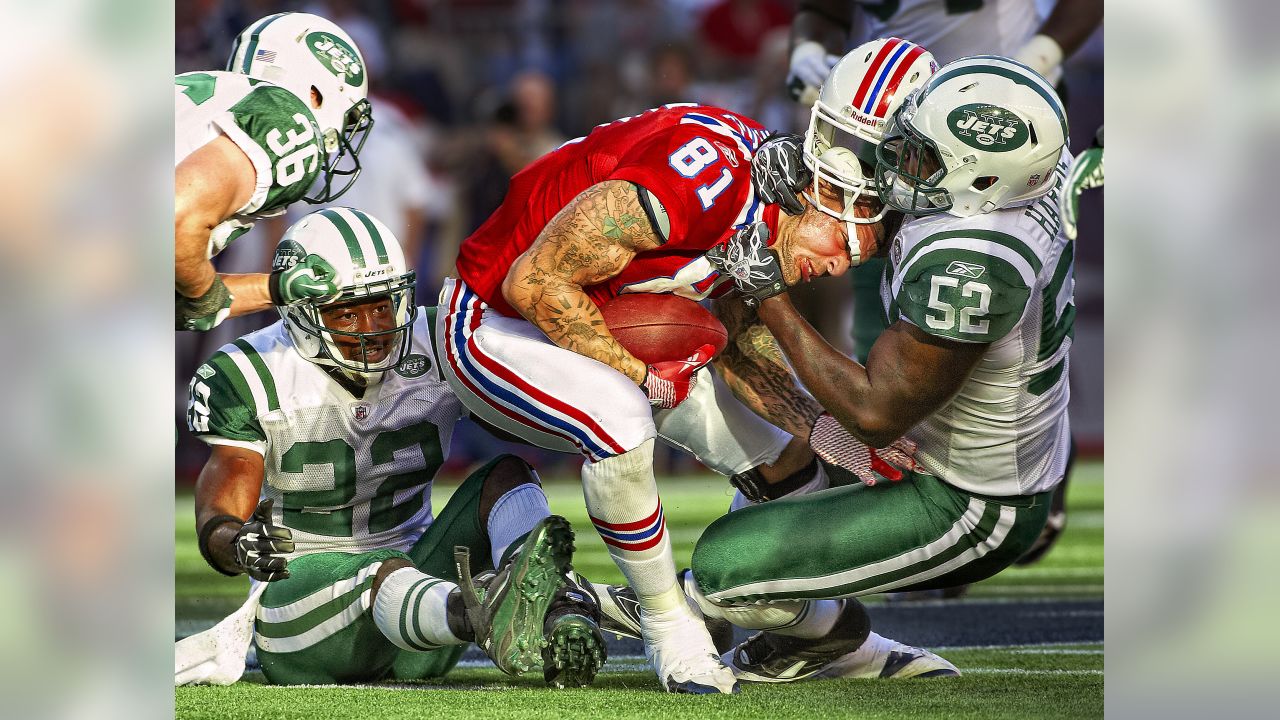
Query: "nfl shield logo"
353 404 371 421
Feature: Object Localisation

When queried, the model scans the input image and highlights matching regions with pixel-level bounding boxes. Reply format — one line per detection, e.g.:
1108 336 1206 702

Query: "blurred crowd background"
174 0 1104 483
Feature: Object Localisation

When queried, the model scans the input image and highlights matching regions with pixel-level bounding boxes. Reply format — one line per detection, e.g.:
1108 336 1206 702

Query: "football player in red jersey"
435 103 906 694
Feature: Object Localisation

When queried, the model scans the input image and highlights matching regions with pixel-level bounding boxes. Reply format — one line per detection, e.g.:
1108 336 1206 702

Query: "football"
600 293 728 365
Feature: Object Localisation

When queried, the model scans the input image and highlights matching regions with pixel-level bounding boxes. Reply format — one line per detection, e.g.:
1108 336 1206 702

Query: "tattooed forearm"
712 296 823 438
503 180 662 384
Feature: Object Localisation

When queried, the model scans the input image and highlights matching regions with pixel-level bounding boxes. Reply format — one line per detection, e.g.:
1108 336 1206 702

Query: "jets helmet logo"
946 104 1029 153
306 32 365 87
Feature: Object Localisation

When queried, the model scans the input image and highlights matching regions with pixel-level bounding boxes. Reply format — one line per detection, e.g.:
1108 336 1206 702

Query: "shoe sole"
487 515 575 675
543 613 607 688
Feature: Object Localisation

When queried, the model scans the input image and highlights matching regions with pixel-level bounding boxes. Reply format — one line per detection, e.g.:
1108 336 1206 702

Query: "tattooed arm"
502 180 662 384
711 294 823 439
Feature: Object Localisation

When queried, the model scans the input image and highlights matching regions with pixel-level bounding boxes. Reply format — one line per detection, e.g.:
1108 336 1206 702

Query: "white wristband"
1012 34 1064 81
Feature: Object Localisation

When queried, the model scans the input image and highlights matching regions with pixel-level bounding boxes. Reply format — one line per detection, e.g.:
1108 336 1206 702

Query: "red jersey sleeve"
606 123 754 252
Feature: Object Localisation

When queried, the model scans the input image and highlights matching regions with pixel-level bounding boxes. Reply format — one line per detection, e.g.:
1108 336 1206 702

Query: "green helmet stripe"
317 208 366 269
926 59 1068 141
239 12 289 74
232 339 280 411
350 209 391 265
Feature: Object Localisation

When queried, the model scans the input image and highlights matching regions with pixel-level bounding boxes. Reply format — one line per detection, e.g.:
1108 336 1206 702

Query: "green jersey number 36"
267 114 320 187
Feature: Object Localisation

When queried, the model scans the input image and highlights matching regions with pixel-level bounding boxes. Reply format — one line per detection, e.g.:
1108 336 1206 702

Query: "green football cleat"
542 570 607 688
453 515 576 676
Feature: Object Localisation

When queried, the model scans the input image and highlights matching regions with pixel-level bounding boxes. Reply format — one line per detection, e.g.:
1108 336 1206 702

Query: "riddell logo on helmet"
946 104 1029 153
306 32 364 87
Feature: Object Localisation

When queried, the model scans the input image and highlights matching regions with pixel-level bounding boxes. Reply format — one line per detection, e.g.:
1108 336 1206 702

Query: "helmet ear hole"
973 176 997 191
311 86 323 109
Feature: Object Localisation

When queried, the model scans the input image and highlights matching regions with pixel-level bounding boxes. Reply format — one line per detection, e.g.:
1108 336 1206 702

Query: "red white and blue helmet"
803 38 938 234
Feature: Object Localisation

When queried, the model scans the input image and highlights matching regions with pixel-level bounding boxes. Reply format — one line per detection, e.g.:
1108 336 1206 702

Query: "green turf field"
176 460 1103 718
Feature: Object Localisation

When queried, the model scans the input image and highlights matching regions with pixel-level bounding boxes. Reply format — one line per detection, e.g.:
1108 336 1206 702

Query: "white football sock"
485 482 551 568
678 569 843 638
372 567 464 650
581 439 682 613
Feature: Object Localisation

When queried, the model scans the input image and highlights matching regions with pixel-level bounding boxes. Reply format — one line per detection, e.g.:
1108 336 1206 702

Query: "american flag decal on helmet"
255 48 277 63
851 38 928 119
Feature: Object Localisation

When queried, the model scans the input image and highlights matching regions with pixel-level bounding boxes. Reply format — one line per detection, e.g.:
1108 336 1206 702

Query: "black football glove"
751 133 811 216
234 499 295 582
705 222 786 308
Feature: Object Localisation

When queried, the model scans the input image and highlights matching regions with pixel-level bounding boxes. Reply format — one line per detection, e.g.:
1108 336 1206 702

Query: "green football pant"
254 457 508 685
850 257 889 365
691 472 1051 603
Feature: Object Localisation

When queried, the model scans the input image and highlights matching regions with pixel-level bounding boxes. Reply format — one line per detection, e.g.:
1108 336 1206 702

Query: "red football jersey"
455 104 779 316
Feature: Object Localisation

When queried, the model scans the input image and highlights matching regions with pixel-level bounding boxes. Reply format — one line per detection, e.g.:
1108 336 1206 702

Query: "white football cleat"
814 632 960 679
642 603 740 694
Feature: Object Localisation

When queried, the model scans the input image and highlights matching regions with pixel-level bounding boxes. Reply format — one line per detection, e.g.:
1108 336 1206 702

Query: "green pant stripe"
255 594 367 653
855 504 1016 596
710 497 988 600
260 562 382 621
842 501 1005 594
257 574 375 639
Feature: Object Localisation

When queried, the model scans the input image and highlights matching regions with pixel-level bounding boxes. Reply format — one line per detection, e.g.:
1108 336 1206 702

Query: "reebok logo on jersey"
195 363 216 380
947 104 1029 153
945 260 986 279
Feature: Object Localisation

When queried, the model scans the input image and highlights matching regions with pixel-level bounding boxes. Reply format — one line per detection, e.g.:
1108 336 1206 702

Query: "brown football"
600 293 728 365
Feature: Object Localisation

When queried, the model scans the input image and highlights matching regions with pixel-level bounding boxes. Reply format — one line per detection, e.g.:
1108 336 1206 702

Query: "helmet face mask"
227 12 374 204
284 279 417 383
274 208 416 386
874 108 957 216
305 97 374 204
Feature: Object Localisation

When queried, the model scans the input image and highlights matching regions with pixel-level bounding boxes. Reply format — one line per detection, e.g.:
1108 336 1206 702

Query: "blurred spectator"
511 69 567 162
697 0 790 76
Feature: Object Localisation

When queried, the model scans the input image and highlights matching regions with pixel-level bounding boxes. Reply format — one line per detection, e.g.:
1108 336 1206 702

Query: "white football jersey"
856 0 1046 77
176 71 324 257
187 307 464 556
881 149 1073 496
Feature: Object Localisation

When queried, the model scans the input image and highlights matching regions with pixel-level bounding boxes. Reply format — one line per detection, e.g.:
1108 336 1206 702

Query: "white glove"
787 41 840 106
1012 34 1064 85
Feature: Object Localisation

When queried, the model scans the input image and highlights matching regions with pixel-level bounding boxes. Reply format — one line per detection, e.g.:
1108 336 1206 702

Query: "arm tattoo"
503 180 662 384
712 297 822 438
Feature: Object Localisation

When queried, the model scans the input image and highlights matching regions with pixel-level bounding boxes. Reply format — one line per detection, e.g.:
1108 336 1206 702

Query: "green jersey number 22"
278 420 445 537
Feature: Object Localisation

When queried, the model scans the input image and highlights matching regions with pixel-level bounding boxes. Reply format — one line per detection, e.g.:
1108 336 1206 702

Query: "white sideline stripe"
257 562 381 623
712 497 986 598
254 589 371 653
963 668 1103 676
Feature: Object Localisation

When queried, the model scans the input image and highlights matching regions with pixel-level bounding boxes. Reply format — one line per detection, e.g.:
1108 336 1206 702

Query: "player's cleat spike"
452 515 575 676
643 603 740 694
570 570 736 654
814 632 960 679
722 599 871 683
542 571 607 688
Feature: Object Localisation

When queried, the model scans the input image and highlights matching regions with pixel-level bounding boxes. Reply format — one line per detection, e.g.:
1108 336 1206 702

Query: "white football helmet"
227 12 373 203
875 55 1069 218
273 208 416 386
803 37 937 238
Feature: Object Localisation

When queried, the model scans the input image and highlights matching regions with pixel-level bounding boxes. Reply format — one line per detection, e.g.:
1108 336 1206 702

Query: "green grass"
176 644 1102 720
176 461 1103 718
